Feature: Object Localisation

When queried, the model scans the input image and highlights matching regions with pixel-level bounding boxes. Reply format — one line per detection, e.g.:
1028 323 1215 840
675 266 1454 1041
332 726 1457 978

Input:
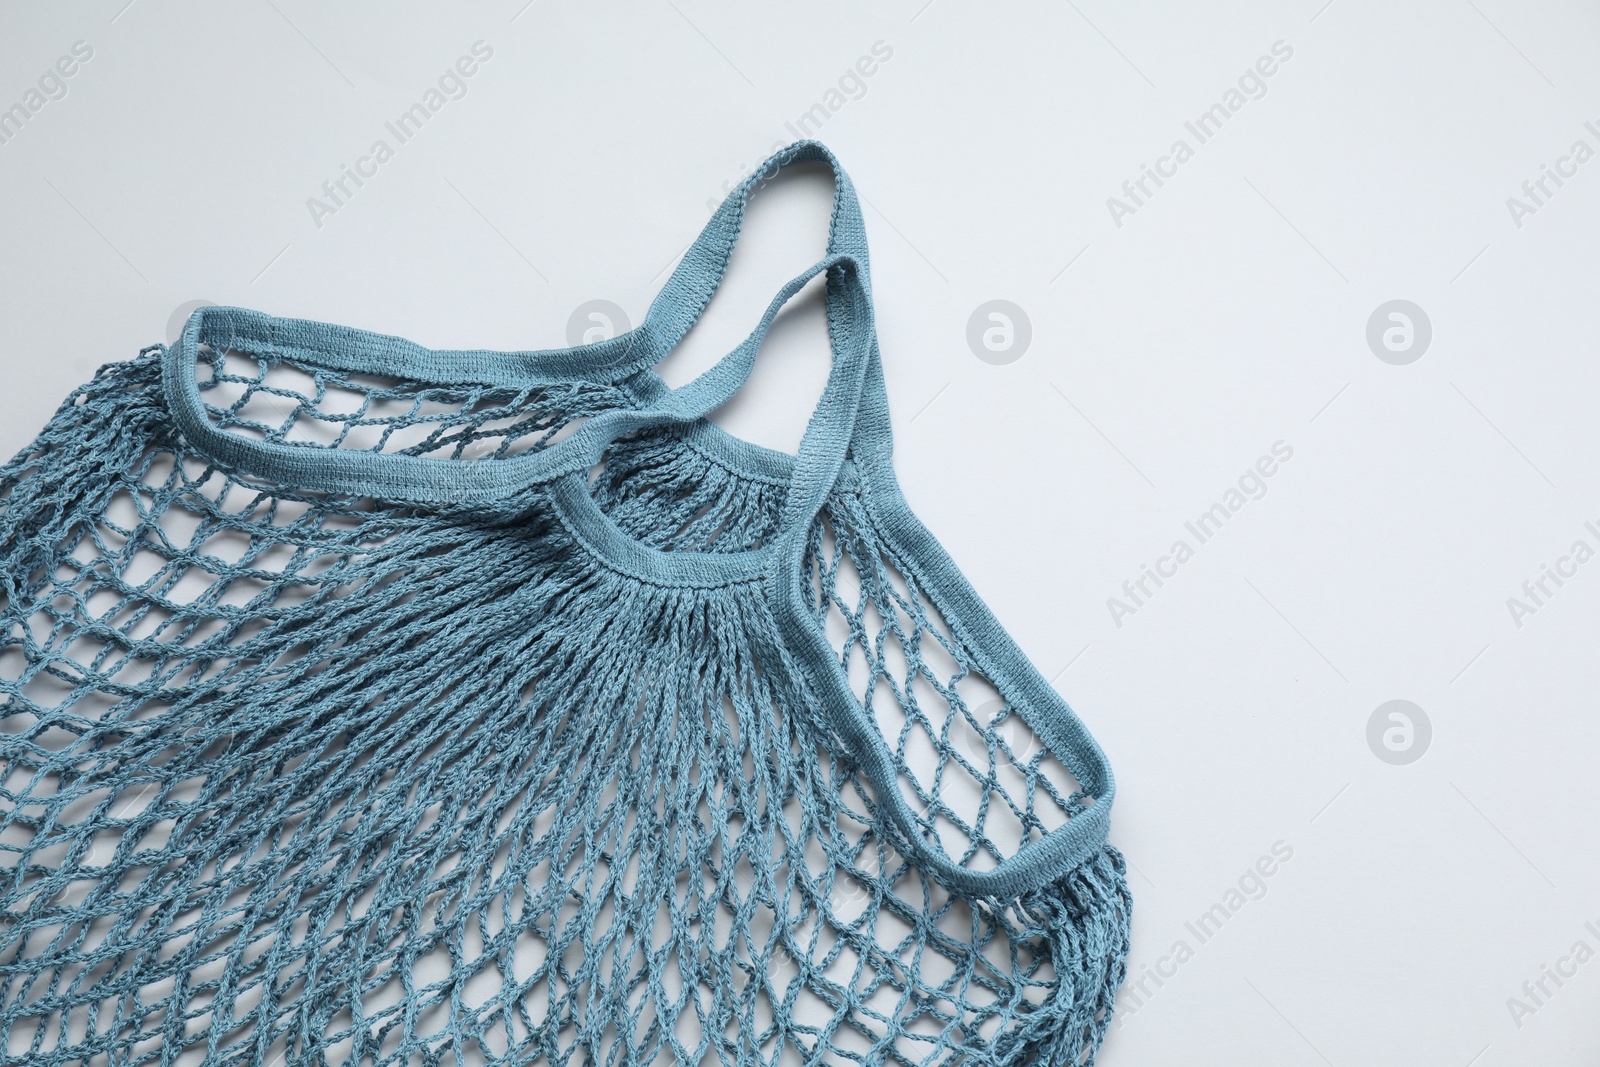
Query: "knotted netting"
0 142 1129 1067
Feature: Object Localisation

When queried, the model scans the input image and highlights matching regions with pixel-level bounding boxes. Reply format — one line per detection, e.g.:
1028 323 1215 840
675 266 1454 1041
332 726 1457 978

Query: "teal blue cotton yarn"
0 143 1129 1065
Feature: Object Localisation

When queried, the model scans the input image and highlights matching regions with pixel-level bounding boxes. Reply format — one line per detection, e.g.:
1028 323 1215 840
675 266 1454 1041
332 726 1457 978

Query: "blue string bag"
0 143 1130 1066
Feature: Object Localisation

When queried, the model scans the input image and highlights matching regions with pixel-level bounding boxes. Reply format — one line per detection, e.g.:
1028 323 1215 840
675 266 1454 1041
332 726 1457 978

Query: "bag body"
0 143 1129 1066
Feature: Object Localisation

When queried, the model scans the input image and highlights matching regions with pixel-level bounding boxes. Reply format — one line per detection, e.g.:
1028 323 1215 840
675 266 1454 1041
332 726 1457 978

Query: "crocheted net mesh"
0 346 1129 1066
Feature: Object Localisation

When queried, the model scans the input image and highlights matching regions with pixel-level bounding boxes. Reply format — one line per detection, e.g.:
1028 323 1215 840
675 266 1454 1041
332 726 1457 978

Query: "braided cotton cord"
0 143 1129 1066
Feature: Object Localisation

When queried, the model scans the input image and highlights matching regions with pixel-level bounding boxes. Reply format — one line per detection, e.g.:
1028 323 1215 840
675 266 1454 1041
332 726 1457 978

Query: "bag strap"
535 139 884 491
159 141 884 501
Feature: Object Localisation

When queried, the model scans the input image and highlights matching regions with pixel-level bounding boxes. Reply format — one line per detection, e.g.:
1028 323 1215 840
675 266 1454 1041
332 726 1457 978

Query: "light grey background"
3 2 1598 1063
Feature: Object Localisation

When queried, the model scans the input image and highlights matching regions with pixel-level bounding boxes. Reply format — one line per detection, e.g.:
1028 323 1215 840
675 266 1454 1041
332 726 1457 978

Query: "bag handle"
535 139 882 484
159 141 879 499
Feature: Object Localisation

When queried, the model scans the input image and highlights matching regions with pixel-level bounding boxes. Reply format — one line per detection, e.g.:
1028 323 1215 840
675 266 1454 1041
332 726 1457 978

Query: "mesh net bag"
0 143 1129 1066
